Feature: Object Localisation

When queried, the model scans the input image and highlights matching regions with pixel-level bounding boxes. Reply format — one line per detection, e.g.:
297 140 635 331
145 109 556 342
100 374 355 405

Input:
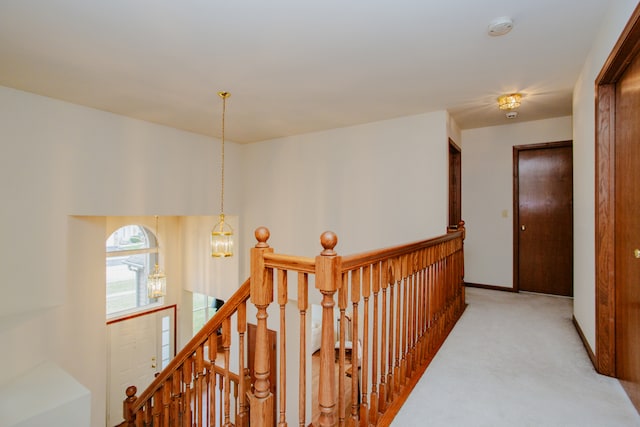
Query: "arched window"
106 224 162 316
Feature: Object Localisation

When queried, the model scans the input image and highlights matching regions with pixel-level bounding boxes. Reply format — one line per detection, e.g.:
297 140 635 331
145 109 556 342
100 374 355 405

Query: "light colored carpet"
392 287 640 426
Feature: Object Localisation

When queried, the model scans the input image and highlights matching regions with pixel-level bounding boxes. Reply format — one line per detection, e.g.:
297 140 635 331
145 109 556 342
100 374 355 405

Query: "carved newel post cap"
126 385 137 398
320 231 338 256
254 227 270 248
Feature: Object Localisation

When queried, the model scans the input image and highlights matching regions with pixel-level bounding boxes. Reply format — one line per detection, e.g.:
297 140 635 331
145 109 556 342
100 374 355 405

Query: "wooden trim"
596 3 640 83
512 141 573 294
594 3 640 378
595 84 617 376
573 315 597 368
464 282 517 293
106 304 176 325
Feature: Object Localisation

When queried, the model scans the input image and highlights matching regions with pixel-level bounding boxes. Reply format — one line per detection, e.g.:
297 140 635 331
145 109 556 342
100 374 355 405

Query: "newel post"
315 231 341 427
122 385 137 426
250 227 275 427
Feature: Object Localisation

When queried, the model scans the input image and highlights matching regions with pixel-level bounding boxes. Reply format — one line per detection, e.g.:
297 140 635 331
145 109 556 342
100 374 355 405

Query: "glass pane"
106 255 138 314
106 225 153 252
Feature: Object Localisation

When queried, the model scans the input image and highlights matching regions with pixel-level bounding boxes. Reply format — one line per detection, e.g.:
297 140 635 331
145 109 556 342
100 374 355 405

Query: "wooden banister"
120 222 466 427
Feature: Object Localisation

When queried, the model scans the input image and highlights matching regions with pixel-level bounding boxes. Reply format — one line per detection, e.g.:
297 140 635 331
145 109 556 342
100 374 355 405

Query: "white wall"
572 0 639 351
240 111 451 281
0 86 242 427
461 117 573 288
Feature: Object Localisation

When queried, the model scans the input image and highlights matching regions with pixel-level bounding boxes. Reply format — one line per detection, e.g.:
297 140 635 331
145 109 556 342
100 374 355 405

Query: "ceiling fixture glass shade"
211 91 234 258
498 93 522 110
148 215 167 298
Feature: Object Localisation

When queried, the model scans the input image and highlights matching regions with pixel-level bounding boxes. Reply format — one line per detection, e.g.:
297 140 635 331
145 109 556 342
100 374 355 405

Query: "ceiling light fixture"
148 215 167 298
498 93 522 110
211 91 234 258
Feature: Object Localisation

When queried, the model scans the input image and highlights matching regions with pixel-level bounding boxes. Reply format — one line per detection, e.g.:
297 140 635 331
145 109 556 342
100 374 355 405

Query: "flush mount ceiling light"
498 93 522 110
488 16 514 36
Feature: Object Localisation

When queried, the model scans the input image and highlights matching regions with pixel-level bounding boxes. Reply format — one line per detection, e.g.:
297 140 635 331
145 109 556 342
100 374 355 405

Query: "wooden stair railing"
121 222 466 427
121 278 252 427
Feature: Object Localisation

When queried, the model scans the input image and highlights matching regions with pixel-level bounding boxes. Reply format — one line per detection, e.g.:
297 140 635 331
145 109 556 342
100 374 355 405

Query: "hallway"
392 287 640 426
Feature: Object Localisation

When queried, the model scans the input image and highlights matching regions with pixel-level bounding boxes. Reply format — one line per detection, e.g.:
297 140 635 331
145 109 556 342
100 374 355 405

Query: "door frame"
595 3 640 378
448 139 462 227
513 140 573 293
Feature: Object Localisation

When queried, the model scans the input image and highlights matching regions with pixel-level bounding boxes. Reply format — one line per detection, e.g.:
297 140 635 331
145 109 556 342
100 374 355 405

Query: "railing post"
250 227 275 427
122 385 137 426
315 231 341 427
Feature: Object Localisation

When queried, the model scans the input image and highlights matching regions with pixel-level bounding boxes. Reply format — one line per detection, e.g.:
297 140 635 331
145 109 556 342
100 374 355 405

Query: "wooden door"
514 142 573 296
449 139 462 227
615 48 640 408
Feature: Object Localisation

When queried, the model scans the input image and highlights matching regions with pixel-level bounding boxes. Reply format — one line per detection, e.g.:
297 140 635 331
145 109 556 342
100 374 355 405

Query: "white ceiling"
0 1 611 143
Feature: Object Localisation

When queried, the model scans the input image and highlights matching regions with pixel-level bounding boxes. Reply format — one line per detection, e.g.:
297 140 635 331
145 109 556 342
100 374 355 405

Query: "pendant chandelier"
211 91 234 257
148 215 167 298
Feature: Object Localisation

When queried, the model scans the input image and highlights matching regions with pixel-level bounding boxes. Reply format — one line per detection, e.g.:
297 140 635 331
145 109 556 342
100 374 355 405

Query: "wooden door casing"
614 45 640 408
514 142 574 296
449 139 462 227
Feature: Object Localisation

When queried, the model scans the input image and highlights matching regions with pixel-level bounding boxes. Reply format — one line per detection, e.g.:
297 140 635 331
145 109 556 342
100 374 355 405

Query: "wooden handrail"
132 278 251 413
341 230 462 271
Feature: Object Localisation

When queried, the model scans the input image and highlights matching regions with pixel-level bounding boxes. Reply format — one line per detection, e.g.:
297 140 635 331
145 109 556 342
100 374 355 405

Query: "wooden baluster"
393 257 402 395
145 398 153 427
410 252 419 373
378 261 392 412
237 301 248 427
183 356 192 427
399 255 408 386
369 262 380 424
298 272 309 427
172 367 184 426
278 269 288 427
250 227 275 427
418 250 427 365
315 231 341 427
162 382 171 427
360 264 370 427
350 268 360 425
123 385 137 427
152 388 162 426
208 334 217 427
406 255 415 378
337 272 348 427
223 317 232 427
195 346 204 426
219 371 224 427
386 260 394 402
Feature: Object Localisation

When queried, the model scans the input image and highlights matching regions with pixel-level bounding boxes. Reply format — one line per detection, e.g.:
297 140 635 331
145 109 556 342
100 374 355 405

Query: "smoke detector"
488 17 514 36
506 111 518 119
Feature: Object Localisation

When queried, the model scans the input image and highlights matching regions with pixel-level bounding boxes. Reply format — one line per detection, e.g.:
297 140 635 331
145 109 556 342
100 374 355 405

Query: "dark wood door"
514 142 573 296
449 139 462 227
615 48 640 408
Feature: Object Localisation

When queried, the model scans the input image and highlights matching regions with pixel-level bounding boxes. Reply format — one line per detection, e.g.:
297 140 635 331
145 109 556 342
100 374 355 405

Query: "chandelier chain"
219 92 228 215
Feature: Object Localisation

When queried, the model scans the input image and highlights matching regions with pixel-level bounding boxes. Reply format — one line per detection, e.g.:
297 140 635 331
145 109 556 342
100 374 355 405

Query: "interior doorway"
448 139 462 228
513 141 573 296
595 3 640 410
